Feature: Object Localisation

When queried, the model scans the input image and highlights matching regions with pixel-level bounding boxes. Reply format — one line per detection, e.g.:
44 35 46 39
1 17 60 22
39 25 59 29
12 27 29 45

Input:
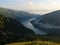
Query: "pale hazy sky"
0 0 60 14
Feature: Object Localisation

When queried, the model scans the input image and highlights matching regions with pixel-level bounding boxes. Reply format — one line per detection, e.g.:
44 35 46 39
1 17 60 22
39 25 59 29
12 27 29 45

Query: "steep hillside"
0 10 35 45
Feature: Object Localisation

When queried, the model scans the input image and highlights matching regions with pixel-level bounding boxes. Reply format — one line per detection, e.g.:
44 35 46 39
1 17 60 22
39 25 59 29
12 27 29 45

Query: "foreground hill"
0 8 35 45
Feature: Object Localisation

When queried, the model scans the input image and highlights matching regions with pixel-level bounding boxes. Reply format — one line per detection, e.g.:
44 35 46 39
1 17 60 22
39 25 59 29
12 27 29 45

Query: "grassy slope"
6 35 60 45
6 40 60 45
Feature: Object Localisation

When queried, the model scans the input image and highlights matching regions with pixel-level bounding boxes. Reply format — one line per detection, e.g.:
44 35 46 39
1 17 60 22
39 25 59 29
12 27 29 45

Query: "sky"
0 0 60 14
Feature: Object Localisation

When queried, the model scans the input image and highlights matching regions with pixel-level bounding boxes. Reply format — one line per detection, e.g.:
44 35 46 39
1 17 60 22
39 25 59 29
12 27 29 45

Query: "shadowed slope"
0 13 35 45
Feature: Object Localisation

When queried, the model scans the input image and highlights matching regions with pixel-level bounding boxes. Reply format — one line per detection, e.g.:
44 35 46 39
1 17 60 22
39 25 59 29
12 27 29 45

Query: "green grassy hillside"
0 8 35 45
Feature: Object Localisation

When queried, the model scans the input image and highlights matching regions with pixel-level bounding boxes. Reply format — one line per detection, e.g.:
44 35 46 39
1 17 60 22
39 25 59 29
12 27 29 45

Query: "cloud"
0 0 60 11
26 0 60 10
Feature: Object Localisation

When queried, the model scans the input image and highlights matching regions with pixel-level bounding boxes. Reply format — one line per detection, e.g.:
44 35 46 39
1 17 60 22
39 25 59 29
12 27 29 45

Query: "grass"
5 40 60 45
5 35 60 45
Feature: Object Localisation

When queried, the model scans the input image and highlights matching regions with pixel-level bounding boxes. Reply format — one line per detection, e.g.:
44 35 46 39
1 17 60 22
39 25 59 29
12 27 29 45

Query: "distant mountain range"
31 10 60 36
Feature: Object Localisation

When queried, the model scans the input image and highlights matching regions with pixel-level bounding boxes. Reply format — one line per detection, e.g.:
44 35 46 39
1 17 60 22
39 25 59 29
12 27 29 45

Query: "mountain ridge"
31 10 60 36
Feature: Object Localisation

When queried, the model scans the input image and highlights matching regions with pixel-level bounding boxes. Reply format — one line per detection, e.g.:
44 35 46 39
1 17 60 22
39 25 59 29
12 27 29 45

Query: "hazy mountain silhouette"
31 10 60 36
40 10 60 26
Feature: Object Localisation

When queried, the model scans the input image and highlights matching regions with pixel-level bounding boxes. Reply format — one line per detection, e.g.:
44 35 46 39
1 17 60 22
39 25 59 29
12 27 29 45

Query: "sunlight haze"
0 0 60 14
